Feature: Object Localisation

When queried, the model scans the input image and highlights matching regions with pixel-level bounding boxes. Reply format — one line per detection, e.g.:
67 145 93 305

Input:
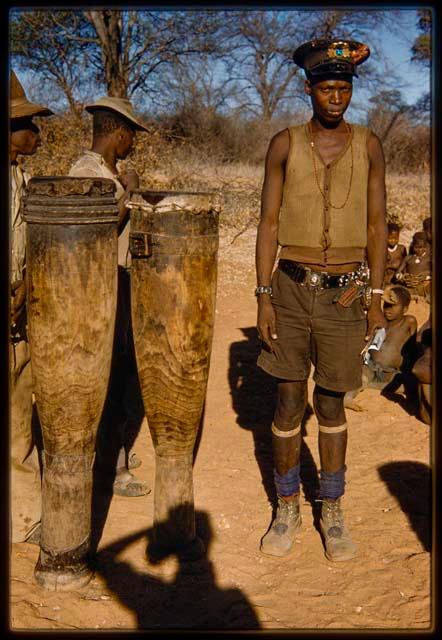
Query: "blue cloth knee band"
319 467 346 500
274 464 301 497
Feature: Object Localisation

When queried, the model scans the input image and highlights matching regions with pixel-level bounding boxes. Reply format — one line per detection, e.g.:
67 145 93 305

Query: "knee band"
274 464 301 497
272 422 301 438
319 466 346 500
318 422 348 434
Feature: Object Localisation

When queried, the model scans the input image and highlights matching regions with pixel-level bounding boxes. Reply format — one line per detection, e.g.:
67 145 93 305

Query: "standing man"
255 39 387 561
10 70 54 543
69 97 150 497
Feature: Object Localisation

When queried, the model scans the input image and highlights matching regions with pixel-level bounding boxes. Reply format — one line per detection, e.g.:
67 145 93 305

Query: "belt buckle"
306 270 321 289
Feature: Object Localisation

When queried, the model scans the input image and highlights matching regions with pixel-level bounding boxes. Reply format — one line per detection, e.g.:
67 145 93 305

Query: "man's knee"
275 381 308 428
313 385 345 426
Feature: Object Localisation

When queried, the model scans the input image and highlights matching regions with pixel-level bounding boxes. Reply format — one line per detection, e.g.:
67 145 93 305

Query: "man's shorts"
257 267 367 392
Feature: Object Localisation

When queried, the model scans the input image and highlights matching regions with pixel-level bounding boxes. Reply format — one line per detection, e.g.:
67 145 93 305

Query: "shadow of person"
377 461 431 552
228 327 319 516
92 508 261 630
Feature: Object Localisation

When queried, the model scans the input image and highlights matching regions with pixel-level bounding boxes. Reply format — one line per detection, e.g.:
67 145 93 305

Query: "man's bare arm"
366 131 388 339
255 129 289 348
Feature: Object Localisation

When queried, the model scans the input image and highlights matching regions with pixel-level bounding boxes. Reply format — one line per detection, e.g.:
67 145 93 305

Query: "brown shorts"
257 267 367 392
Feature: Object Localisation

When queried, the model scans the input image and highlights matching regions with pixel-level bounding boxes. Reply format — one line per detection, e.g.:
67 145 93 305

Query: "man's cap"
10 70 54 119
293 38 370 80
85 96 148 132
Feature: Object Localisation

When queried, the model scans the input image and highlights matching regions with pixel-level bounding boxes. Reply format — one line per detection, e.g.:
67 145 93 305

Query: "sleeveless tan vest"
278 122 370 266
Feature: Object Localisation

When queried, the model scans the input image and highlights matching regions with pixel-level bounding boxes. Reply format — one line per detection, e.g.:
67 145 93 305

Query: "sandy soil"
10 228 432 631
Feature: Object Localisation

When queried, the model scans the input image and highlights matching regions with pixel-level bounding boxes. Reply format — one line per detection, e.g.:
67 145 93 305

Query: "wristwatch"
255 285 273 297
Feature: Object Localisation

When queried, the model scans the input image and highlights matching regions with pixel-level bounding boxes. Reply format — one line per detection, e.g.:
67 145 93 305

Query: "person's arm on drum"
256 130 288 349
365 131 388 341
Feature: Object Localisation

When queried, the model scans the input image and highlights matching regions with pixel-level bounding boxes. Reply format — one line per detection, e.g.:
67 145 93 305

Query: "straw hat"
10 70 54 119
85 96 148 132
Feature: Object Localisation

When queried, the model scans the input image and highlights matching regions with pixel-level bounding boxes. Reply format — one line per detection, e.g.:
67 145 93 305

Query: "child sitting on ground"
383 222 407 287
395 231 431 300
345 285 417 411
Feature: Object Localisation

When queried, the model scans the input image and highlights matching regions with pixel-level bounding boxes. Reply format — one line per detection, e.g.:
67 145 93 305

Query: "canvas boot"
319 497 357 561
260 495 301 557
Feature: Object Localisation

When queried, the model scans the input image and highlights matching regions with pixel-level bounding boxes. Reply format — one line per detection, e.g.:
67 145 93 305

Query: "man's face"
115 127 135 159
10 118 41 156
387 230 400 247
305 79 353 124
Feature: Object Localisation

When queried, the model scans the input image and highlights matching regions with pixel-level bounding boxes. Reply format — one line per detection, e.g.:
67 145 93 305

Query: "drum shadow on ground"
228 327 320 517
91 363 146 554
90 508 261 630
377 461 431 552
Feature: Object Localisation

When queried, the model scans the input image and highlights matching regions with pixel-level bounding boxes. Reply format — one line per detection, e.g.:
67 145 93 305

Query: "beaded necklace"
307 119 353 210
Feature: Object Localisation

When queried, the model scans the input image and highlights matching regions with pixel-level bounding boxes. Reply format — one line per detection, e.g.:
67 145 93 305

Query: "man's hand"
257 297 277 350
365 303 387 342
119 170 139 191
11 280 26 326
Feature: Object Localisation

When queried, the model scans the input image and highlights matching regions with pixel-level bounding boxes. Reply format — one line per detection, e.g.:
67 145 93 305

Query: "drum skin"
23 177 118 591
129 190 219 554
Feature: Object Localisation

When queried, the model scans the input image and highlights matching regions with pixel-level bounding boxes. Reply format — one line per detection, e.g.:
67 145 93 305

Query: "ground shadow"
91 286 146 553
228 327 319 517
377 461 431 552
90 508 261 630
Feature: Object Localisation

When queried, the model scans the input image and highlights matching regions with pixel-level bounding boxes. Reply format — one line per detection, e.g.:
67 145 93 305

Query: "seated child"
412 327 431 425
395 231 431 299
383 222 407 287
345 285 417 411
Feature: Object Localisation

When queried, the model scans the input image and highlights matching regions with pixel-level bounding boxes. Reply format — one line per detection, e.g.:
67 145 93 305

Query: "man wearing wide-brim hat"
69 96 150 498
255 38 388 561
10 70 54 544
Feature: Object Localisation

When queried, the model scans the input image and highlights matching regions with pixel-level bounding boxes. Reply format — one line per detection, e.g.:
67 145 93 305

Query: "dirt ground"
10 227 432 631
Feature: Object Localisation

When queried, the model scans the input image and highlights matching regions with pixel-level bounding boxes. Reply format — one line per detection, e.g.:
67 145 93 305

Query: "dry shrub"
383 125 430 174
386 174 430 247
24 112 430 238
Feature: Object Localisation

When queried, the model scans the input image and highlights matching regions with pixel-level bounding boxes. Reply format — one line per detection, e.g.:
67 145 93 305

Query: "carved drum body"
129 190 219 554
23 177 118 590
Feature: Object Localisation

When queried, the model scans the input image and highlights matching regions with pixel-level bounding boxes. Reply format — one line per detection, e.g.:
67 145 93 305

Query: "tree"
411 9 431 66
367 90 409 142
10 9 224 109
215 9 405 124
10 10 95 117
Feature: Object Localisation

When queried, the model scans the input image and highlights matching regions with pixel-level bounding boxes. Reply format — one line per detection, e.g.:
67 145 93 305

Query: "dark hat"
293 38 370 80
10 70 54 119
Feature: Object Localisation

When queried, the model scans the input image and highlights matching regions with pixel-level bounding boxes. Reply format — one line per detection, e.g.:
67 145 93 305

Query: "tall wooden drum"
129 190 219 557
22 177 119 591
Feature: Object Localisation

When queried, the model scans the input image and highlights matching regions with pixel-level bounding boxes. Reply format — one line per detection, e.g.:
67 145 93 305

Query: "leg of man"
96 267 149 497
260 380 306 556
10 340 41 543
314 385 357 561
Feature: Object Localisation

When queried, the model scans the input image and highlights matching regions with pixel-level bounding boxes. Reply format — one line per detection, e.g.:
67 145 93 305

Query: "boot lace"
317 498 344 529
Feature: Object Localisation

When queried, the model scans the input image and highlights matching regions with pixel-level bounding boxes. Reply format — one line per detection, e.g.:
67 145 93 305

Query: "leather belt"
278 259 360 290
